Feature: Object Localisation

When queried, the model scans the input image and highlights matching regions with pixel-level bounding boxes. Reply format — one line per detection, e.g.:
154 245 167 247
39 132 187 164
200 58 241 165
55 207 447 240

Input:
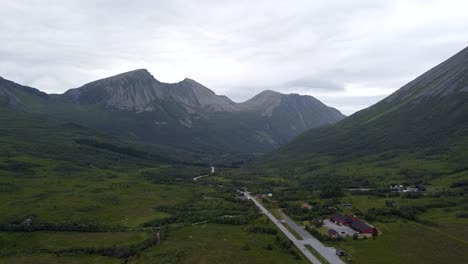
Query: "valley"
1 37 468 264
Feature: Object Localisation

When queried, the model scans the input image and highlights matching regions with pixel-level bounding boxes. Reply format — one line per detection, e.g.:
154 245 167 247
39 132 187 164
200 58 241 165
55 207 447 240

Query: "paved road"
281 214 345 264
193 166 215 181
243 192 323 264
243 191 345 264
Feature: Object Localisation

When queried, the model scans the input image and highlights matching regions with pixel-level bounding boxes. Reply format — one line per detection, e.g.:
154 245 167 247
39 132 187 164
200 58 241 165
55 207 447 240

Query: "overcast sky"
1 0 468 114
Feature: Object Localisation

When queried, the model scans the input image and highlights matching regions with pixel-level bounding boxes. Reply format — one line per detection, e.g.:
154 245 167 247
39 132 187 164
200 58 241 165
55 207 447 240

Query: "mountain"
255 46 468 185
61 69 236 114
0 71 344 158
0 77 48 108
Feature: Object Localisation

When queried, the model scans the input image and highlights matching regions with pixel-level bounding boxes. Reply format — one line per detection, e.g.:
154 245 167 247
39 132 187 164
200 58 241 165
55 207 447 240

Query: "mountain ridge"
254 45 468 178
0 70 345 156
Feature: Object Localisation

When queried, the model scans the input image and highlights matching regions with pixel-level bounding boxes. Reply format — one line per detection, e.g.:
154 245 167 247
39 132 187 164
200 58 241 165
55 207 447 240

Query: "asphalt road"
193 166 215 181
243 191 345 264
244 192 322 264
281 214 345 264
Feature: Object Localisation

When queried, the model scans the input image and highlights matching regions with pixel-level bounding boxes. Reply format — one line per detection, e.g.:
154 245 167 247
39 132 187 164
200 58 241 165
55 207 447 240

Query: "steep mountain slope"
255 46 468 185
0 71 344 156
61 69 237 114
0 77 49 109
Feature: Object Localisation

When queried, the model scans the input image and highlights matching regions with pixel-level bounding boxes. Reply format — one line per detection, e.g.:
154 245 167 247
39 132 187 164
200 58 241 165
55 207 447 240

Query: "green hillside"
254 46 468 187
229 46 468 264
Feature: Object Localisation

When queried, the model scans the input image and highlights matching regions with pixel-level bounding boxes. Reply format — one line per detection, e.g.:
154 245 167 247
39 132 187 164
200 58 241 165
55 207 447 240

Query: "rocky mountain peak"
62 69 162 112
163 78 236 112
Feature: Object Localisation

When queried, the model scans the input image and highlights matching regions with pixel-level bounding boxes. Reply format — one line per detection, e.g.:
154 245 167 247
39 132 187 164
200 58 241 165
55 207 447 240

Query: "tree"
372 227 378 240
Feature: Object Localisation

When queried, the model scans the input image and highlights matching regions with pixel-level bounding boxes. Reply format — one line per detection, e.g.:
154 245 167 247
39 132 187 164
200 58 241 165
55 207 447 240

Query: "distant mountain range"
257 46 468 184
0 70 344 157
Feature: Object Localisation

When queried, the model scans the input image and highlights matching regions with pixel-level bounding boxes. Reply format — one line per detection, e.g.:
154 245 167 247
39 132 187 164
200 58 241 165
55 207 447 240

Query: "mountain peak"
257 89 283 97
181 77 197 83
110 68 155 81
62 68 161 111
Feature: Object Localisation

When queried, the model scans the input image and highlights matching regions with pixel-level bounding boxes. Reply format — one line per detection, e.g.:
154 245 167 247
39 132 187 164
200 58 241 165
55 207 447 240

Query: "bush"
456 212 468 218
450 179 468 188
403 192 424 199
319 186 344 199
241 243 251 251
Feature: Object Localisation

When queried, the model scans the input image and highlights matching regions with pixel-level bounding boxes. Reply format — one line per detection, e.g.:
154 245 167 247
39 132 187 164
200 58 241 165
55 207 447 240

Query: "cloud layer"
1 0 468 114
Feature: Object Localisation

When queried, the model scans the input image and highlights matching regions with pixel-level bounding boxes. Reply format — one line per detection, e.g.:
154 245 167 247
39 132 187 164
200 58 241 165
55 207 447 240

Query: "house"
301 203 312 210
336 249 347 256
328 229 339 238
267 192 273 197
351 220 373 234
331 214 354 225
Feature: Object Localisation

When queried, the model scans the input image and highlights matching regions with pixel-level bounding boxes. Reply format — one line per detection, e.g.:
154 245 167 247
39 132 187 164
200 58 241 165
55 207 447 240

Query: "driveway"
323 219 358 237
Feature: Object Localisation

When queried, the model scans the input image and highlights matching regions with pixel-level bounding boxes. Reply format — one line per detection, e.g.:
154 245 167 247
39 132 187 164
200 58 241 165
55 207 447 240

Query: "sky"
1 0 468 114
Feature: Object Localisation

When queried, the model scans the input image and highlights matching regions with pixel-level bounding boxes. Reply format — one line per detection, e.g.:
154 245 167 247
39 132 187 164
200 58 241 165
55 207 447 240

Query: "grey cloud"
284 79 345 92
1 0 468 113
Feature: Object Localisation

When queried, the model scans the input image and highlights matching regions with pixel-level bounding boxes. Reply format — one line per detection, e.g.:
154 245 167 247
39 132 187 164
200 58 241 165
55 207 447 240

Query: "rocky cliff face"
63 69 238 115
160 78 237 113
63 69 163 112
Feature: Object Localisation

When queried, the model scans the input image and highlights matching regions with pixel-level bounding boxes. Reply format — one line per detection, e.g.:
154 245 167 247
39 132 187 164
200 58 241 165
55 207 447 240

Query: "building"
351 220 373 234
328 229 339 238
301 203 312 210
331 214 354 225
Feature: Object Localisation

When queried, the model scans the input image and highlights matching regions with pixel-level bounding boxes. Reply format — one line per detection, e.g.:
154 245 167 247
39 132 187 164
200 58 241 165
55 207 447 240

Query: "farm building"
331 214 354 225
351 220 373 234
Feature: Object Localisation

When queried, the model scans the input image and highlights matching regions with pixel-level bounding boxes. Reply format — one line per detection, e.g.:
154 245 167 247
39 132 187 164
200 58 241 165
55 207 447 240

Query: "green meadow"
128 222 308 264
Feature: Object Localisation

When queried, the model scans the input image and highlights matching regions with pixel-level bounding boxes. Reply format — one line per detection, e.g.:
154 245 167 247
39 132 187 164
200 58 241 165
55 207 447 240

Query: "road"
193 166 215 181
243 192 345 264
281 214 345 264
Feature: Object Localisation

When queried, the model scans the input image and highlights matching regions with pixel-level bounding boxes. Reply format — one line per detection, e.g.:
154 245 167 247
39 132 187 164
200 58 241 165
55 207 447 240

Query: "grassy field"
304 245 328 264
0 255 120 264
0 154 212 228
0 231 150 251
128 223 309 264
333 221 468 264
